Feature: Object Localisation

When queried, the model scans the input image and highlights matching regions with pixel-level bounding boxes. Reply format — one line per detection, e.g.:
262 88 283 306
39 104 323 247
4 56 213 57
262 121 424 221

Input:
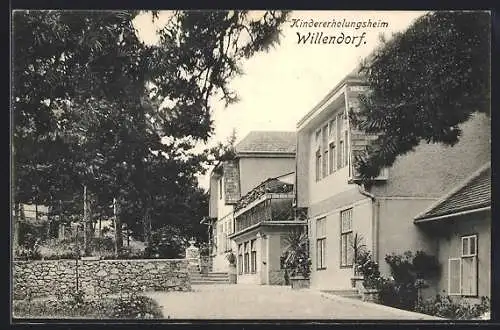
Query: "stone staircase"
189 271 230 285
321 289 363 300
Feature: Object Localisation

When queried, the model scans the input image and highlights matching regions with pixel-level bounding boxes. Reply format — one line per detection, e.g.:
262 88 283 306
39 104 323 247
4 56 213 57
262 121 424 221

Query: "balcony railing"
234 194 295 233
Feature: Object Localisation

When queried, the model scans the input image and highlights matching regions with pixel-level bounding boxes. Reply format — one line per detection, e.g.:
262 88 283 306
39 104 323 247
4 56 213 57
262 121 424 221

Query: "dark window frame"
340 208 353 268
316 217 327 270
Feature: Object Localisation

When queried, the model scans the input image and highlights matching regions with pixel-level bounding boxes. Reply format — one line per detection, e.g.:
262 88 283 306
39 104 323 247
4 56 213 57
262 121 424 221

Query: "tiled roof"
415 164 491 221
235 131 296 154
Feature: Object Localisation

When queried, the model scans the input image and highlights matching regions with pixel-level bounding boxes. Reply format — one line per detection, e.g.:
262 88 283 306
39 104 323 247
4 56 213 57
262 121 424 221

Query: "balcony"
234 193 296 233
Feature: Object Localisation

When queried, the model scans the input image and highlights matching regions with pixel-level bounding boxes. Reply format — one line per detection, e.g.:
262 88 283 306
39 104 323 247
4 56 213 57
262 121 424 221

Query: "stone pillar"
185 239 200 272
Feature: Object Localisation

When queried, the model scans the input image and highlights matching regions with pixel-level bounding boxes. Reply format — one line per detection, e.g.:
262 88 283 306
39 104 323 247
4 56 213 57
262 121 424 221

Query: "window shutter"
461 256 478 296
448 258 461 295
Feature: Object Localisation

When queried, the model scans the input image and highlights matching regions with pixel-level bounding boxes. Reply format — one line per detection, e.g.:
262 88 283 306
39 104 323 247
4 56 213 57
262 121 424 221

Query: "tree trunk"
13 202 20 249
143 206 152 244
83 185 92 256
113 198 123 257
46 218 51 241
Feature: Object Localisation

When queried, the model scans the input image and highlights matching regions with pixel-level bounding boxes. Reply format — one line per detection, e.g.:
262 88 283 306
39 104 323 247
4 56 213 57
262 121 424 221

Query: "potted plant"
226 251 237 284
356 250 383 303
350 233 366 289
282 228 311 289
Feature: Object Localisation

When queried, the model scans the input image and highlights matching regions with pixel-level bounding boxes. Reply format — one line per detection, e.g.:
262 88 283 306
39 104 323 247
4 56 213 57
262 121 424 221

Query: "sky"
133 10 427 190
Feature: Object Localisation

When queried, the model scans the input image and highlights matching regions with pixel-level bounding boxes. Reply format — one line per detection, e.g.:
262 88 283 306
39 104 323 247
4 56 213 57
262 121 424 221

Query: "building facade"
296 72 491 299
414 163 491 303
205 131 297 273
230 172 306 285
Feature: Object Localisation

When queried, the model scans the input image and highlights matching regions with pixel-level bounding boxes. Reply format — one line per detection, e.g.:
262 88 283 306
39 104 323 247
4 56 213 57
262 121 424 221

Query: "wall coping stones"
13 259 191 300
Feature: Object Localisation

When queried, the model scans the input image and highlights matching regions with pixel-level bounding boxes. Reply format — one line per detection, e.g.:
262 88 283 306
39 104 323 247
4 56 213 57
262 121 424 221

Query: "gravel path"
145 284 442 320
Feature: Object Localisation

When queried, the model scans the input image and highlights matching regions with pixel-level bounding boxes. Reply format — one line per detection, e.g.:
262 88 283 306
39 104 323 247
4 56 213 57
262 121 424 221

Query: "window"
329 118 336 137
329 142 336 174
244 242 250 274
250 239 257 273
448 235 478 296
315 149 322 181
339 140 344 169
315 110 350 181
316 217 326 269
219 178 223 200
322 125 329 177
461 235 478 296
344 130 349 167
337 113 349 170
323 149 329 178
340 208 353 267
238 244 243 275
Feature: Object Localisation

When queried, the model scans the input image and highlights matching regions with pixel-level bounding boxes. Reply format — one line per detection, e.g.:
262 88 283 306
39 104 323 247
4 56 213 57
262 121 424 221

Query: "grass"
12 293 164 319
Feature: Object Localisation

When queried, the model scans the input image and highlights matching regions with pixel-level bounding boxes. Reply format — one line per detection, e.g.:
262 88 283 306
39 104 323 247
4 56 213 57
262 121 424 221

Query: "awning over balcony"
414 163 491 223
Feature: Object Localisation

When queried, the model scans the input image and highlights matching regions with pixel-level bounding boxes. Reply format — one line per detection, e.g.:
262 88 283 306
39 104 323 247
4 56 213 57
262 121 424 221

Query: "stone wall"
13 259 190 300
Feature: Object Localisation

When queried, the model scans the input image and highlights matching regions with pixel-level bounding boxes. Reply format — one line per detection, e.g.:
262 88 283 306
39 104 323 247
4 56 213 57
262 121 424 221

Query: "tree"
351 11 490 182
12 10 289 250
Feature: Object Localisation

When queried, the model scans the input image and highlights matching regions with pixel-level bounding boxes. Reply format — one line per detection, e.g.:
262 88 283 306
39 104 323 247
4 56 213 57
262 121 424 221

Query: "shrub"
19 221 50 245
225 251 236 265
355 250 383 290
38 235 146 260
378 278 417 310
90 236 115 253
382 250 440 311
412 251 441 279
144 225 186 259
198 242 210 257
12 293 164 319
108 294 163 319
415 295 490 320
14 233 42 260
39 239 77 260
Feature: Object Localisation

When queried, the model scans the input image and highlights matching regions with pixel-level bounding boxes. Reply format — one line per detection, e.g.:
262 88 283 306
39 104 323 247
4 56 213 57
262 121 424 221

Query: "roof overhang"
297 75 366 131
236 151 295 158
414 206 490 224
413 162 491 223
